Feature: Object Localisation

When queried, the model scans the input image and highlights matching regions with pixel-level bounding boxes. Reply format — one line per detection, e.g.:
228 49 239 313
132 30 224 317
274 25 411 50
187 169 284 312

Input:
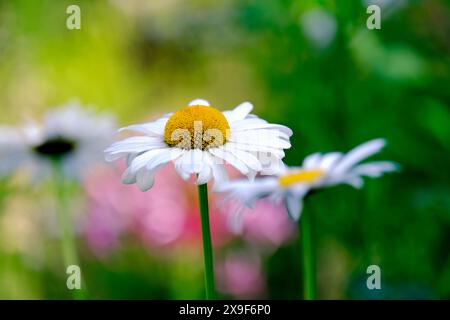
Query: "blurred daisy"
0 101 116 181
300 8 337 50
218 138 399 224
0 126 25 178
105 99 292 191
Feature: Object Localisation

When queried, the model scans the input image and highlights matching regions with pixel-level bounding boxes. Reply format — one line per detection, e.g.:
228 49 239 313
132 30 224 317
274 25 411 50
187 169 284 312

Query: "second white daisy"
217 138 399 225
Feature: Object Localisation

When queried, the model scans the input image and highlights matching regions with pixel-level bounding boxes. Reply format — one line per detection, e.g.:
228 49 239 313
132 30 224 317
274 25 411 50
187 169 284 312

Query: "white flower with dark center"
217 139 398 229
0 102 116 180
105 99 292 191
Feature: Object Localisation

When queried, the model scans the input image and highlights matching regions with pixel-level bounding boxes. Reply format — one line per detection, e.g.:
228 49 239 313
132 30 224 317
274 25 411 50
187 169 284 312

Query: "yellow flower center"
164 105 230 150
278 169 325 187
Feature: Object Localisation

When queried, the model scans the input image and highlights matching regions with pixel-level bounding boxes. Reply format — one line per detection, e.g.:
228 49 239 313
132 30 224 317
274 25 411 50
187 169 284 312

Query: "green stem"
52 161 87 300
197 183 216 300
300 208 316 300
0 178 11 211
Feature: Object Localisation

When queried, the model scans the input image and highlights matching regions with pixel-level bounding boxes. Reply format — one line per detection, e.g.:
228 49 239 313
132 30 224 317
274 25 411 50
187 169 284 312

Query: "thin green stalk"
197 183 216 300
52 161 87 300
299 208 316 300
0 178 13 212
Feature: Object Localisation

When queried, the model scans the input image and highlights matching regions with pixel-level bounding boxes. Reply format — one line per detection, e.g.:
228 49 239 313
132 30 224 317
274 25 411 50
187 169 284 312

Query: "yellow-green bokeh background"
0 0 449 299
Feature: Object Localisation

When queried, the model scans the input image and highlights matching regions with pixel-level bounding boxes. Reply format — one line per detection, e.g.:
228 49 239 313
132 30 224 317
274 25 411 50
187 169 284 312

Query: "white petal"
202 152 229 186
207 158 229 187
105 136 165 161
191 149 205 173
285 194 304 221
174 157 191 180
121 167 137 184
175 149 206 179
146 148 184 171
209 147 250 175
228 132 291 149
289 183 311 198
197 163 213 185
318 152 342 170
231 121 293 137
230 117 268 127
225 142 285 158
106 136 163 152
232 128 291 141
333 139 386 175
189 99 210 106
105 153 124 162
224 102 253 123
227 205 247 234
216 177 278 207
223 147 262 172
127 153 138 166
130 148 170 173
302 153 322 169
119 118 168 137
178 151 197 176
261 158 288 175
352 161 399 177
136 168 156 192
341 175 365 189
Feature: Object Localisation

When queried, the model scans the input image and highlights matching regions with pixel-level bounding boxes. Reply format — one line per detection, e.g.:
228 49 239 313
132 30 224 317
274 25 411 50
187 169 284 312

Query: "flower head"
0 101 116 181
218 139 399 224
105 99 292 191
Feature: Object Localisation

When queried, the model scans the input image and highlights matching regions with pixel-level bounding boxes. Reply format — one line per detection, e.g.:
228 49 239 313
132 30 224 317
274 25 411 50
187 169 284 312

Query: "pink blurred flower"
219 200 296 250
82 163 230 256
216 252 266 299
81 163 295 257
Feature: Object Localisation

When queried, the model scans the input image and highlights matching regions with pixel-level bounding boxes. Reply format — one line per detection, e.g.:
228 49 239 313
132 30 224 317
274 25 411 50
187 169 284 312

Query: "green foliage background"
0 0 448 299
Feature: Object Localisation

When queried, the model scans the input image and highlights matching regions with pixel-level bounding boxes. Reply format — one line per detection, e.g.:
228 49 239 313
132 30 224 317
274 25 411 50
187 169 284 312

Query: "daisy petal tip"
189 99 210 107
389 161 401 172
284 126 294 137
104 153 119 162
285 196 303 221
136 177 155 191
237 101 254 113
370 138 387 149
138 185 152 192
121 175 136 185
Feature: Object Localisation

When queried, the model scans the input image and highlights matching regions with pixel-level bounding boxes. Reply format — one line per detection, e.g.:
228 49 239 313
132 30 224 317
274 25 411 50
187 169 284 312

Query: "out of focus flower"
82 163 295 256
105 98 292 191
216 251 266 299
300 9 337 50
218 139 398 224
0 101 116 181
363 0 408 18
234 200 295 248
0 126 24 178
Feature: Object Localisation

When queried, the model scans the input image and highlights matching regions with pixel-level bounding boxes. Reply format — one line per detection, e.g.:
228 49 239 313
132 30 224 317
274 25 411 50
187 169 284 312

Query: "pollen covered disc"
164 105 230 150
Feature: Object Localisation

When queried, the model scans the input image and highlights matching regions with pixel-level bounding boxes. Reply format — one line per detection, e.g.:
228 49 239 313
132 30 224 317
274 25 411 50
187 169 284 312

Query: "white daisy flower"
105 99 293 191
0 101 116 181
217 138 398 229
